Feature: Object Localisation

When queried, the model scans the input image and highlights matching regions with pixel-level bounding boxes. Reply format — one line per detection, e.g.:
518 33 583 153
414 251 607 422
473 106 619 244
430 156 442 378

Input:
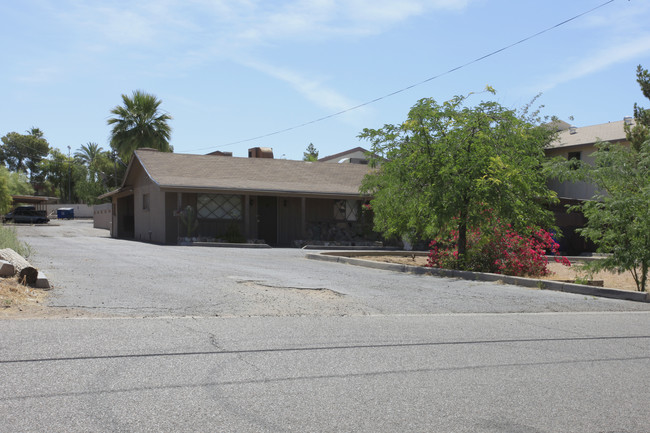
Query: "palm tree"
74 142 103 182
107 90 172 161
74 142 102 167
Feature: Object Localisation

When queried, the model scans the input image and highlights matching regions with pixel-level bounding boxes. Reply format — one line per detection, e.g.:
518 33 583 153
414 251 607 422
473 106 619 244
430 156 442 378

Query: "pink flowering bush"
426 222 570 277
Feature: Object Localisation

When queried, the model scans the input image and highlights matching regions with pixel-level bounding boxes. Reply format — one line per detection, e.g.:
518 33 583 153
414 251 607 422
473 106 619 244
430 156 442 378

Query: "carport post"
177 193 182 242
244 194 250 240
301 197 306 238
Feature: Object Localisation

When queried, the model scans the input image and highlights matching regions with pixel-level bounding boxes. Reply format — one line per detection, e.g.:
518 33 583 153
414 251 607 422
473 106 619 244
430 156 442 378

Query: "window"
334 199 359 221
197 194 242 220
567 151 581 170
142 193 150 211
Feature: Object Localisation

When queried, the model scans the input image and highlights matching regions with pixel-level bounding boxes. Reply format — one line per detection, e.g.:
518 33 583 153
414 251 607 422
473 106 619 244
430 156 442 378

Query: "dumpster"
57 208 74 219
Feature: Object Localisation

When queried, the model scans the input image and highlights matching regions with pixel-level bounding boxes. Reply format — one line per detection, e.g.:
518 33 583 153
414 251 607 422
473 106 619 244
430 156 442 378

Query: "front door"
257 196 277 245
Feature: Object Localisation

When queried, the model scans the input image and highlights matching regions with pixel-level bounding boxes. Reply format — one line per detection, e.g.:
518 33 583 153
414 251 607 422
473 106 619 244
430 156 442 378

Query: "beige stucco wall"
321 150 367 163
546 144 598 201
133 174 166 243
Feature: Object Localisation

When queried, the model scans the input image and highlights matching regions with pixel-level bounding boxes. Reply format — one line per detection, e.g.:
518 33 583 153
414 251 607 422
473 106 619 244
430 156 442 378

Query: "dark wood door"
257 196 277 245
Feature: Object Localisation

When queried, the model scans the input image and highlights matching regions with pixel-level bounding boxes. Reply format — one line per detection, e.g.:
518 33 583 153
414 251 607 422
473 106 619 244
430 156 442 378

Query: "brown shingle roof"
547 119 632 149
134 149 371 197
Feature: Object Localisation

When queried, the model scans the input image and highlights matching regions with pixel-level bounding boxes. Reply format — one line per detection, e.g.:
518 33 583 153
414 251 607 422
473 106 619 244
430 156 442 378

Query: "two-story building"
545 117 634 253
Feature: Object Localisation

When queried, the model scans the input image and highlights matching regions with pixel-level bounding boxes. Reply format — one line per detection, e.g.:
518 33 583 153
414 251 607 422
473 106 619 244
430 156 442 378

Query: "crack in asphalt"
235 279 342 295
170 318 266 374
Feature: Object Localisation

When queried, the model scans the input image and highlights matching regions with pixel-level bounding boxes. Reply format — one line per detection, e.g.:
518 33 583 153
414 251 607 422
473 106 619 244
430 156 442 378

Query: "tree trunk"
457 209 468 269
0 248 38 285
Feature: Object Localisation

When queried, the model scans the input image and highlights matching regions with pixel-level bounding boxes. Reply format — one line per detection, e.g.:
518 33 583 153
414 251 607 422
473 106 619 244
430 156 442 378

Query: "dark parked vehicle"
3 206 50 224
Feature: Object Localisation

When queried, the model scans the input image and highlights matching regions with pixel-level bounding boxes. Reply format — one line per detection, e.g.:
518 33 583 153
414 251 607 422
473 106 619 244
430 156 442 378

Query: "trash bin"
57 208 74 219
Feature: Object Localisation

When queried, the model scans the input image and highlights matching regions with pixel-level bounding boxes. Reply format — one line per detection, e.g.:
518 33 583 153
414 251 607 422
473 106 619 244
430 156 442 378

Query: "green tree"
554 65 650 291
105 151 126 189
303 143 319 161
0 170 13 214
0 166 34 196
37 148 85 202
107 90 173 161
0 129 50 180
74 142 103 173
74 168 107 205
359 92 558 266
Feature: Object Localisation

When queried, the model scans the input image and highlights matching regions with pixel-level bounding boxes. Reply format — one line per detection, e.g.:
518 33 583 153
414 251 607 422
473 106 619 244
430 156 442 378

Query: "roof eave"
159 184 369 198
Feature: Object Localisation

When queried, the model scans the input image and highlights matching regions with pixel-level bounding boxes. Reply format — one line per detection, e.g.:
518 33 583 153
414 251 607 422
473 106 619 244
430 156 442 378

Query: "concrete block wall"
93 203 112 230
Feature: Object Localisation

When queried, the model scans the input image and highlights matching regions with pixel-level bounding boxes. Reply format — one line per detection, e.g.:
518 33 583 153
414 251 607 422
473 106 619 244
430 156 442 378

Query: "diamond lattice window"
334 199 358 221
197 194 242 220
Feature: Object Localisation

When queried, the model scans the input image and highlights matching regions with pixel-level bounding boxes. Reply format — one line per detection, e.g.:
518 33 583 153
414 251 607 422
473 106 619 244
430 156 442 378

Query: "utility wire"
190 0 616 153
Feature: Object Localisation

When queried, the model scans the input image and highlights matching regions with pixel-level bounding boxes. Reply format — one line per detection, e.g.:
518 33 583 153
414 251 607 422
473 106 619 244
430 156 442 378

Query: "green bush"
0 226 32 258
224 223 246 243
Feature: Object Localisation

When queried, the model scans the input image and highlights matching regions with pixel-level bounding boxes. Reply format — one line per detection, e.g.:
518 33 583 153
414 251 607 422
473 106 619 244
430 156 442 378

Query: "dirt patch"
539 262 639 292
0 277 85 319
354 255 640 292
0 277 50 318
230 280 369 316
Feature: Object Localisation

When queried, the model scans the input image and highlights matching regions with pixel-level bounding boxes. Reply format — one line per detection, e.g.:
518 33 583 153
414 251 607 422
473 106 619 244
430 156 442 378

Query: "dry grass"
0 277 50 318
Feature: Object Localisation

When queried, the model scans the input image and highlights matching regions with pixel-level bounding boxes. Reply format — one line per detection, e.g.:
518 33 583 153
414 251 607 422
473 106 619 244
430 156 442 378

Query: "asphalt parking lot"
14 220 650 317
4 220 650 433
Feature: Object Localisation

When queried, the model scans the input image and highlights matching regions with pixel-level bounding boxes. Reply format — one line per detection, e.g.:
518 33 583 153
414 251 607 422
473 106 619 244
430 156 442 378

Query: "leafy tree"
105 151 127 189
359 92 558 266
303 143 319 161
107 90 173 162
0 129 50 179
554 65 650 291
74 168 107 205
36 148 85 202
0 166 34 196
0 170 13 214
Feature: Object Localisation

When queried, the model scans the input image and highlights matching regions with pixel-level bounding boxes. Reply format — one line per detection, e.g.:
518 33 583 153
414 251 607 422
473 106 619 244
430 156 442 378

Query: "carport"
9 195 58 211
100 188 134 239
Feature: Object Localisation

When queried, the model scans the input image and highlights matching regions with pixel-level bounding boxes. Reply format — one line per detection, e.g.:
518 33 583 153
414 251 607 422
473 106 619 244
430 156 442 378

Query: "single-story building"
101 148 374 246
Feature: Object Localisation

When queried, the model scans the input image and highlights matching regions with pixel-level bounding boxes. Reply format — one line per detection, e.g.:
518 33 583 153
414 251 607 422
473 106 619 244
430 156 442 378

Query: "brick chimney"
248 147 274 158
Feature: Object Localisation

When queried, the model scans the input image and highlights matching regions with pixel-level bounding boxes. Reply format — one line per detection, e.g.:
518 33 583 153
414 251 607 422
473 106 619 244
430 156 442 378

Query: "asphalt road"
2 220 649 432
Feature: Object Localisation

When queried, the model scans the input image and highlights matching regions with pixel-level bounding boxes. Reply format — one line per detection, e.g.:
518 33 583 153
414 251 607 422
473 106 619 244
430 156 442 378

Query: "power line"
191 0 616 153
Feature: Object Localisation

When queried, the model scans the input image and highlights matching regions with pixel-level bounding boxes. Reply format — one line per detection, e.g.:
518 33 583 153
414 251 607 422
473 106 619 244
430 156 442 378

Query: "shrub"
0 226 32 258
426 221 570 277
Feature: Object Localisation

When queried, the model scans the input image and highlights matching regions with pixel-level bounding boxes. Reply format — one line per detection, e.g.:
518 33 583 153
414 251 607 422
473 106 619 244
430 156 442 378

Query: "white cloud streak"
31 0 473 110
240 58 360 114
537 34 650 92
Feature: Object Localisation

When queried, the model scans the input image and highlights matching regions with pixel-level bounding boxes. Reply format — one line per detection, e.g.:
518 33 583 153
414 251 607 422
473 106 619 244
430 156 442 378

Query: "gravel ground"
354 254 639 291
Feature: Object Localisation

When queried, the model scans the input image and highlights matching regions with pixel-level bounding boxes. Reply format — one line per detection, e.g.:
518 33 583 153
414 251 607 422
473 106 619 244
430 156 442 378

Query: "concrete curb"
302 245 399 251
35 271 50 289
0 259 15 277
188 242 271 249
306 251 650 303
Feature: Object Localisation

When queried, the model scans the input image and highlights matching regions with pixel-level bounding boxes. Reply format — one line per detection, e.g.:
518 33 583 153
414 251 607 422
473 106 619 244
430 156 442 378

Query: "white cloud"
227 0 472 43
240 58 360 113
33 0 473 112
537 34 650 92
48 0 474 57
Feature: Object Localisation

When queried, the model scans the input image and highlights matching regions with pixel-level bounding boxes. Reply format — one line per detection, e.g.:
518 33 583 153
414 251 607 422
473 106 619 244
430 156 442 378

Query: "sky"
2 0 650 161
